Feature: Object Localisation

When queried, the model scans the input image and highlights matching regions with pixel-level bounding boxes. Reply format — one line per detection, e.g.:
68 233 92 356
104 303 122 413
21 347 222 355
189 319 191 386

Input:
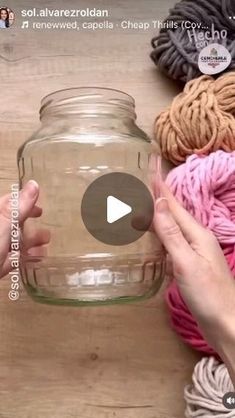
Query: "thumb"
0 181 40 270
153 198 195 273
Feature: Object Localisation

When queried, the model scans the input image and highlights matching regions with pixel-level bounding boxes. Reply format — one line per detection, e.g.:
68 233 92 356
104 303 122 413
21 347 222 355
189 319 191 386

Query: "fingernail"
155 198 169 213
26 180 39 197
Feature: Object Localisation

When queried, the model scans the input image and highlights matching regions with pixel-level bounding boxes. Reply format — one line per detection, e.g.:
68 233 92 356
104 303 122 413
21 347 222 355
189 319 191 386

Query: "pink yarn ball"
165 151 235 355
166 250 235 356
165 281 214 355
167 151 235 246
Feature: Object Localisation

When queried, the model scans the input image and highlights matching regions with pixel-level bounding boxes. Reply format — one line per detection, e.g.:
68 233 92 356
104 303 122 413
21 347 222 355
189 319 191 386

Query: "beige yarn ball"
184 357 234 418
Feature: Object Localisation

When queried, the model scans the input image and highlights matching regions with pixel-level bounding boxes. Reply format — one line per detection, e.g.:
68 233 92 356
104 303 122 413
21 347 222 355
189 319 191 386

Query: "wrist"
216 316 235 387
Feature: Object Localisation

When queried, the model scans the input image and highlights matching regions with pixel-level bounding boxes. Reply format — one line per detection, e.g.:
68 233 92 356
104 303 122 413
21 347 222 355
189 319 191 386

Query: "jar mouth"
40 87 136 120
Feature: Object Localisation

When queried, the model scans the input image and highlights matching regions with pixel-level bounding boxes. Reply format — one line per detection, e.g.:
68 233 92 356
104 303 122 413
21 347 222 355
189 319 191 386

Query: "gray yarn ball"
151 0 235 83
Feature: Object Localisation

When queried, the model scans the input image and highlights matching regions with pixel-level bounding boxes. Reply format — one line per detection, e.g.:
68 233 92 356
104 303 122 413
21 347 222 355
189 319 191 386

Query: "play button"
81 172 154 246
107 196 132 224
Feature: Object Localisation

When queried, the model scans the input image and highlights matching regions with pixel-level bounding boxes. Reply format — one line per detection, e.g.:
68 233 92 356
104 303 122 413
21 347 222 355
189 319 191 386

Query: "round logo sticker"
198 43 231 75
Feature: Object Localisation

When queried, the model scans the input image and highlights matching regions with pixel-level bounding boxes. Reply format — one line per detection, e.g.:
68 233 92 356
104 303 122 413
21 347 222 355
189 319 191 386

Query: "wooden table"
0 1 200 416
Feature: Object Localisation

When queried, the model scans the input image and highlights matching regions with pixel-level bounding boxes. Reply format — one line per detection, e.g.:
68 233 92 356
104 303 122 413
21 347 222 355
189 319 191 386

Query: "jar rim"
40 87 136 120
41 87 135 107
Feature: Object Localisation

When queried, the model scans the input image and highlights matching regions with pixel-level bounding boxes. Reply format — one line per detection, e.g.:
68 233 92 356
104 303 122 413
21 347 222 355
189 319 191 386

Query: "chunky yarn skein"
166 248 235 356
166 281 214 355
154 72 235 165
165 151 235 355
151 0 235 83
167 151 235 244
184 357 234 418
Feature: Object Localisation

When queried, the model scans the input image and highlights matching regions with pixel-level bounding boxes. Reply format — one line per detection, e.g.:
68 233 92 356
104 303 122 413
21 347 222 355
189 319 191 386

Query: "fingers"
1 228 51 278
0 219 11 269
0 180 40 223
22 228 51 250
1 230 50 278
153 198 196 276
28 205 42 218
26 245 48 257
18 181 40 223
159 181 209 244
0 181 41 273
0 255 17 278
158 181 225 262
131 212 153 231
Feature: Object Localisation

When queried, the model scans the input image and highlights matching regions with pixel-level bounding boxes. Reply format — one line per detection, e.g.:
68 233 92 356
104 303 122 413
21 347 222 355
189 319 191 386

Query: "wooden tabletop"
0 1 200 416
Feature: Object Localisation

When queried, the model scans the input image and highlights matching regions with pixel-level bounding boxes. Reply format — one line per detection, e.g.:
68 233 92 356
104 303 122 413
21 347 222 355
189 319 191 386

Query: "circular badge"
198 43 232 75
81 172 154 246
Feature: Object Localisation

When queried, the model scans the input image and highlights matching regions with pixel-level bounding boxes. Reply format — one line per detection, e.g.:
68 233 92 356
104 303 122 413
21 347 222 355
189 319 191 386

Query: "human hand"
0 180 50 278
154 181 235 383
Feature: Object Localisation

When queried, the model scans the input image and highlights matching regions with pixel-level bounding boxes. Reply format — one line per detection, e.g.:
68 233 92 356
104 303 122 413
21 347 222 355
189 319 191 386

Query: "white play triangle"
107 195 132 224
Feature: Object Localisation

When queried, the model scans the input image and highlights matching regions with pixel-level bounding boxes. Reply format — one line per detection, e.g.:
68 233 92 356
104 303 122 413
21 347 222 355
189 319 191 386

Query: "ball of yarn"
166 249 235 356
167 151 235 244
154 72 235 165
184 357 234 418
165 151 235 354
166 281 215 355
151 0 235 83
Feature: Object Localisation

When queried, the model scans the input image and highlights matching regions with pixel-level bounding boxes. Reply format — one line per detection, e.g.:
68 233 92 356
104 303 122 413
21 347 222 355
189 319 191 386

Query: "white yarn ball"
184 357 234 418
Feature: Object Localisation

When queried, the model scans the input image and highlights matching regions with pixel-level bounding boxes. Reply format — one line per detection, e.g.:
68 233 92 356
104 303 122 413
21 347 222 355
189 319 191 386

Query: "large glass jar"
18 88 165 306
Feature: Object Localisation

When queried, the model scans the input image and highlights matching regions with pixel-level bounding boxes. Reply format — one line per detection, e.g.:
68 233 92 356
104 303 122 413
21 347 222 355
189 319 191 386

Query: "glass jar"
18 87 165 306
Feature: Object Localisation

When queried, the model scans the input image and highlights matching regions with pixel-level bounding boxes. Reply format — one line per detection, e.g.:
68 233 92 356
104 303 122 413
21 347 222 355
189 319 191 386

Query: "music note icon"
21 21 29 29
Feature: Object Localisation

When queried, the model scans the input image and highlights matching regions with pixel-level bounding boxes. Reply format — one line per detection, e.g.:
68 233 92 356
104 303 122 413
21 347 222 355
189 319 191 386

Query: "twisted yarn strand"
151 0 235 82
155 72 235 165
166 151 235 244
184 357 234 418
165 151 235 355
